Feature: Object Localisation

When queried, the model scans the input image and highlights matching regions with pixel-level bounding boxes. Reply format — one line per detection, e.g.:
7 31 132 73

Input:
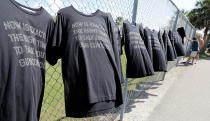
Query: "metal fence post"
119 78 129 121
119 0 139 121
132 0 139 24
172 10 182 67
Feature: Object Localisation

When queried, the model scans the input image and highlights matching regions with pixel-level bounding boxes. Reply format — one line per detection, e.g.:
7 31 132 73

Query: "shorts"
190 51 198 57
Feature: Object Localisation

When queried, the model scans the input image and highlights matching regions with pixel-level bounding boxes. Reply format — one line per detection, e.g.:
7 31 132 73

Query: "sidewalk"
123 58 210 121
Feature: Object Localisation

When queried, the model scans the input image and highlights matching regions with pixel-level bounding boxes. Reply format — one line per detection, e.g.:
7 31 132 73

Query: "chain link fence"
16 0 196 120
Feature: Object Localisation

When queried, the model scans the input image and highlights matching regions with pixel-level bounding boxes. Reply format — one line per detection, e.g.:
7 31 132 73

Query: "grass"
200 53 210 58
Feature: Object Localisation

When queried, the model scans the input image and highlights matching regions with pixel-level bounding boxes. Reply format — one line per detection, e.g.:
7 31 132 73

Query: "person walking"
195 35 204 63
184 37 200 65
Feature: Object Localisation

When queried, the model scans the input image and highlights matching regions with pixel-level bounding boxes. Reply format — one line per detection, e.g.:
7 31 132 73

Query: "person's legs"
186 56 192 63
191 57 195 65
190 51 198 65
196 54 199 60
195 53 199 63
186 51 194 63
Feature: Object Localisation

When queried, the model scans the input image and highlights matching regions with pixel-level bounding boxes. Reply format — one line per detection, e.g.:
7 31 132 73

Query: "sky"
17 0 199 13
16 0 202 33
172 0 197 11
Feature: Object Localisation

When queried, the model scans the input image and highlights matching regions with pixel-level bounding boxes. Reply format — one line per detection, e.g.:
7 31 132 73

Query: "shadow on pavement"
124 80 162 114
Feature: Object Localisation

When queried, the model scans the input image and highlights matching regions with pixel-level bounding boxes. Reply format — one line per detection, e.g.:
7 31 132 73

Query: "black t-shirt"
46 6 122 117
175 32 186 56
122 22 154 78
0 0 54 121
144 27 153 61
177 27 186 44
168 30 178 58
158 30 168 65
158 31 166 56
151 30 167 72
169 31 185 56
94 11 124 84
98 11 125 84
162 30 176 61
139 24 145 40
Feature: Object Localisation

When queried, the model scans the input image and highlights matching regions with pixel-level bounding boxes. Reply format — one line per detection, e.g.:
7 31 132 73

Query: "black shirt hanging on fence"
144 28 167 72
46 6 123 118
144 27 153 61
175 32 186 56
96 10 124 91
139 24 145 40
168 31 185 56
168 30 178 58
162 30 176 61
177 27 186 44
151 30 167 72
158 30 166 57
122 22 154 78
112 22 124 83
0 0 54 121
95 11 124 84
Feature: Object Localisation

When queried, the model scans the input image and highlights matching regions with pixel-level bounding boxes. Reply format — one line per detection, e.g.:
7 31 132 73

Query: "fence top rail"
169 0 196 30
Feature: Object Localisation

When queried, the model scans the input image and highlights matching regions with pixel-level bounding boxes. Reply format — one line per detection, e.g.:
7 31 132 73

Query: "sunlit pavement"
123 58 210 121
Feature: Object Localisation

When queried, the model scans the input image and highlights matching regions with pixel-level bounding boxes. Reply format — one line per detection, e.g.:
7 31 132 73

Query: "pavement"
123 58 210 121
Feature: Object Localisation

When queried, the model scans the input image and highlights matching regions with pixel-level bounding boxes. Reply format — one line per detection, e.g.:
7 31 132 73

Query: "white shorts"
190 51 198 57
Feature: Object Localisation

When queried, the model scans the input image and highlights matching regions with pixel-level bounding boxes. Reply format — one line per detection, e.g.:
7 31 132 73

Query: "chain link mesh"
15 0 196 120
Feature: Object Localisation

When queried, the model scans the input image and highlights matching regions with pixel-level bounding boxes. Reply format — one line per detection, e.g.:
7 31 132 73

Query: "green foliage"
187 0 210 30
195 32 203 38
116 16 124 25
188 0 210 53
200 53 210 58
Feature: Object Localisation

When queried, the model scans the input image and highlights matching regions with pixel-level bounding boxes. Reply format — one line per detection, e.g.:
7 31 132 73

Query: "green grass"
200 53 210 58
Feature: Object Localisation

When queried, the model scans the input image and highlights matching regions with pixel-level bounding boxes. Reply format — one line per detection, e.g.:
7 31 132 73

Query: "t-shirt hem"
126 74 147 78
88 95 116 104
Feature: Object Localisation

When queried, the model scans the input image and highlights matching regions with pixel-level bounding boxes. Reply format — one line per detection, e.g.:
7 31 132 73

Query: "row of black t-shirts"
121 22 186 78
0 0 186 121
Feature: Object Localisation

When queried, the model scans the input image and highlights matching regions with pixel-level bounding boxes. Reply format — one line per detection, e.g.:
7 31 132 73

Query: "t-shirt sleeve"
139 24 145 40
46 13 65 65
106 13 125 83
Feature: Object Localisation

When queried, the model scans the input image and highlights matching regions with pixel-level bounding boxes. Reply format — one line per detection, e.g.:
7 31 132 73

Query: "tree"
195 32 203 38
187 0 210 53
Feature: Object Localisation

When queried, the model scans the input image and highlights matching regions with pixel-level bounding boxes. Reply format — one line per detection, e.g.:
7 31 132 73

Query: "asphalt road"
123 58 210 121
147 58 210 121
